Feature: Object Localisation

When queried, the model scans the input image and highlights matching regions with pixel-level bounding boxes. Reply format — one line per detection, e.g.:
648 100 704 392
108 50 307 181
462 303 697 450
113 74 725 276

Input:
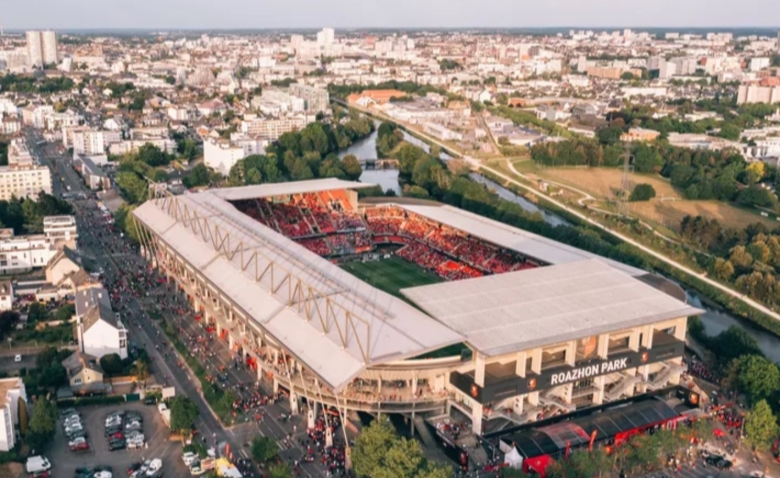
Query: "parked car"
108 439 126 451
143 396 158 405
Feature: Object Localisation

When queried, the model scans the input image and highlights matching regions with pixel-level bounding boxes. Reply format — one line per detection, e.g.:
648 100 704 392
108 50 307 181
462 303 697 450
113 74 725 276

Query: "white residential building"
25 31 43 68
0 231 52 275
41 31 58 66
70 130 122 156
288 84 331 114
204 139 247 176
738 84 780 105
0 281 12 311
0 377 27 452
750 57 770 72
0 216 78 275
422 122 463 141
108 139 176 156
43 216 78 249
0 165 52 201
7 138 34 166
240 115 313 140
75 287 128 359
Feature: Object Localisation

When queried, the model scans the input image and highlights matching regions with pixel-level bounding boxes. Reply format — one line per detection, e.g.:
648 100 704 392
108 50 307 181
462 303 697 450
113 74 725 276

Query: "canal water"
341 122 780 358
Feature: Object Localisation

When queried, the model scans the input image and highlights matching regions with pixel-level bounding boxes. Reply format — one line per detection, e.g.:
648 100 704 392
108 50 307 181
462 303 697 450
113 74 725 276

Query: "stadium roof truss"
132 186 463 391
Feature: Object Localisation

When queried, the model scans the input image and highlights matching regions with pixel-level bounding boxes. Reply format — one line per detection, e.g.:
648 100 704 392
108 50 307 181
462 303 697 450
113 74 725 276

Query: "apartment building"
7 138 34 166
43 215 78 249
288 84 331 114
240 115 313 140
0 216 77 275
69 129 122 156
738 84 780 105
0 165 52 201
74 154 111 191
621 127 661 142
108 139 176 156
25 31 43 69
0 378 26 452
204 139 248 176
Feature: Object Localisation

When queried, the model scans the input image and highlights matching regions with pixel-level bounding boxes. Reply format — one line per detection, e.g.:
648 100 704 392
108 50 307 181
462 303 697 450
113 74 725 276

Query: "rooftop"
401 259 701 357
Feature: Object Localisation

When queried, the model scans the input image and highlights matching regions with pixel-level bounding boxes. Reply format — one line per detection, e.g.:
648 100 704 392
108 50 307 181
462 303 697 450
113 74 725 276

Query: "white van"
26 456 52 474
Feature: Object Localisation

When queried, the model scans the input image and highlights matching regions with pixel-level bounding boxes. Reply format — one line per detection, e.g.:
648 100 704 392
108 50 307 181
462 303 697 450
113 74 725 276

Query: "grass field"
341 256 468 358
535 167 780 231
339 255 442 299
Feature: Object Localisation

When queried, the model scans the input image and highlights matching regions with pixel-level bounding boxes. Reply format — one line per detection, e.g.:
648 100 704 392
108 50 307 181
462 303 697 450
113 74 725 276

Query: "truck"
26 456 52 474
158 403 170 427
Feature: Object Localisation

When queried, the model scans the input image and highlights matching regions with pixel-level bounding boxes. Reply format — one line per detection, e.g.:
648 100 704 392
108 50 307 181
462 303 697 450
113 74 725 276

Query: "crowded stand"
232 196 540 282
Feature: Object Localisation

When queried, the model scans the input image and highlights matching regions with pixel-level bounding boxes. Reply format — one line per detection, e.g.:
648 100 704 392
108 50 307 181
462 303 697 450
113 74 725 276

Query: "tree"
55 304 75 321
621 72 635 80
596 125 624 146
710 258 735 281
340 154 363 181
745 161 766 184
170 396 199 438
28 398 58 450
131 360 150 385
744 399 777 451
629 184 656 202
18 397 28 437
268 463 293 478
547 449 612 478
27 302 49 322
729 355 780 405
0 310 20 339
100 353 124 375
251 436 280 465
352 416 450 478
185 164 210 188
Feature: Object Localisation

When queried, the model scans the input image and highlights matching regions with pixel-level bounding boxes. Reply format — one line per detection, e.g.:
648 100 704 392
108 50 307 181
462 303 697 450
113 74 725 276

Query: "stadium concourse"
131 179 702 463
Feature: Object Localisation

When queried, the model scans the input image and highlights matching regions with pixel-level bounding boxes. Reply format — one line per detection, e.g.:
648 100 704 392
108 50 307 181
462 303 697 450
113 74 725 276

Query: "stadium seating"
231 196 538 281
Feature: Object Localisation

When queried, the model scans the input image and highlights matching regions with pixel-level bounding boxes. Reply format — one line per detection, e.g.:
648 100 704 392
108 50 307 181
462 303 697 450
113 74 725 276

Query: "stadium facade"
132 179 701 436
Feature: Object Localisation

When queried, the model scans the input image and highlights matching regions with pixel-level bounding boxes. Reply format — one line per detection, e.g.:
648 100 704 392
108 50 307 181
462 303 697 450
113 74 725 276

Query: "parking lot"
48 402 191 478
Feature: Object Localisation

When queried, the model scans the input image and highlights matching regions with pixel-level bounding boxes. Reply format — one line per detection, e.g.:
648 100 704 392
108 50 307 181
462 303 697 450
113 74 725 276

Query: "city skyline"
4 0 780 30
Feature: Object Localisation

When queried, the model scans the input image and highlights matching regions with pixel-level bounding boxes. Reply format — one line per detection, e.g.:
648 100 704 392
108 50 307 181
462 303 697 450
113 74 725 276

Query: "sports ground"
339 255 442 299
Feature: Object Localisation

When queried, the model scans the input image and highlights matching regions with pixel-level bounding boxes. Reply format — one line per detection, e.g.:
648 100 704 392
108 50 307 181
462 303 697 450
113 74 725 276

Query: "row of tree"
679 215 780 307
0 192 73 235
0 74 75 94
531 136 778 208
226 116 372 186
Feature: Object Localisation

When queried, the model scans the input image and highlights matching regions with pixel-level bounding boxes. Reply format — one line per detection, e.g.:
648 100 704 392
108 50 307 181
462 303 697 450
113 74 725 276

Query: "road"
27 130 341 477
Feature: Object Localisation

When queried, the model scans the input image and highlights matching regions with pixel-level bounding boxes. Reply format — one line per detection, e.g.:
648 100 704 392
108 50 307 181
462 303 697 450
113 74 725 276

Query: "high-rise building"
41 30 58 65
317 28 335 50
25 31 43 68
25 30 58 68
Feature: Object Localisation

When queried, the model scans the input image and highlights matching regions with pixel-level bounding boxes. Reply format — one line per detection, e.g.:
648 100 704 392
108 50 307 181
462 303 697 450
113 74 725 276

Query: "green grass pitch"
339 255 442 299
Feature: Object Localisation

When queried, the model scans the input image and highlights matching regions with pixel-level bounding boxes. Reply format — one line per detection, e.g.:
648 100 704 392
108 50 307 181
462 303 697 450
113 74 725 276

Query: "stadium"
132 178 701 468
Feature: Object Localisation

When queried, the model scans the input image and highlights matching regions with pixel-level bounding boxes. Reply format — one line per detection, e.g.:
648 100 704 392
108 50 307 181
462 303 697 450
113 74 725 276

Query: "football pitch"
339 255 442 298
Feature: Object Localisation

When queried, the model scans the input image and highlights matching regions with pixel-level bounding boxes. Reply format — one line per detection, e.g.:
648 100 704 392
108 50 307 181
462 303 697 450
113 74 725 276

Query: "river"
341 122 780 359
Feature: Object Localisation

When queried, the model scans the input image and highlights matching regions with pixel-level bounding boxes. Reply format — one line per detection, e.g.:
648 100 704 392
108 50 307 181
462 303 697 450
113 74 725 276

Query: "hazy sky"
6 0 780 30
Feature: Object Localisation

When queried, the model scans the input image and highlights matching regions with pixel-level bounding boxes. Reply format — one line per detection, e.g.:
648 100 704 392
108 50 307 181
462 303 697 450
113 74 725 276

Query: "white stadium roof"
401 259 702 357
133 188 463 391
